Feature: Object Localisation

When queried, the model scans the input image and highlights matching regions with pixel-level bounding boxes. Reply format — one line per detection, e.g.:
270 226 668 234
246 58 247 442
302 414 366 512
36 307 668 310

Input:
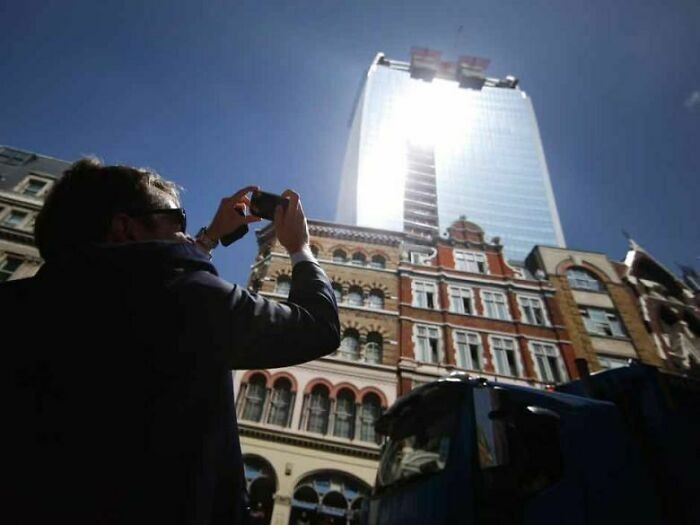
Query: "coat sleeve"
175 260 341 370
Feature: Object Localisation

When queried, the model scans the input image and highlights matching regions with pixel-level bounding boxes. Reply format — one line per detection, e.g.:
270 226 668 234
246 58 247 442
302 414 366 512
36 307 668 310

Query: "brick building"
397 217 575 395
0 145 70 281
236 220 403 525
525 245 663 372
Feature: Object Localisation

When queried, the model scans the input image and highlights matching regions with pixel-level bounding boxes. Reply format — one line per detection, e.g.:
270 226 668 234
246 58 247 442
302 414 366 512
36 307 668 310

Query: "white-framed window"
454 330 483 370
413 324 442 363
529 342 567 383
0 254 23 282
351 252 366 266
331 282 343 303
359 393 382 443
306 385 330 434
18 176 51 197
241 374 268 422
448 286 474 314
566 267 603 292
1 209 29 228
412 280 438 309
518 295 548 326
410 251 431 265
598 354 629 370
490 336 522 377
274 275 291 296
580 307 626 337
482 290 510 320
454 250 488 274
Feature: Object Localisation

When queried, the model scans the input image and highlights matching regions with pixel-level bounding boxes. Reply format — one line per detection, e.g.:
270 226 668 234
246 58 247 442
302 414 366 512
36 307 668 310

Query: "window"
267 378 293 427
370 255 386 269
359 393 382 443
414 324 441 363
275 275 291 296
530 342 567 383
0 147 33 166
339 329 360 361
306 385 330 434
482 291 509 320
410 251 431 265
365 332 383 364
449 286 474 314
332 282 343 303
566 267 603 292
518 296 547 325
241 374 267 422
21 178 49 197
598 354 629 369
1 209 28 228
332 249 347 263
333 389 356 439
0 255 23 282
454 331 483 370
491 337 521 377
347 286 363 306
368 289 384 309
454 251 488 273
351 252 366 266
580 307 626 337
413 281 438 309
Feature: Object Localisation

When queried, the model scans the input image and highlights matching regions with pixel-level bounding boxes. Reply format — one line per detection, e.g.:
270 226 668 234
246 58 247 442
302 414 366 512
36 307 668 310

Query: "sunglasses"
129 208 187 233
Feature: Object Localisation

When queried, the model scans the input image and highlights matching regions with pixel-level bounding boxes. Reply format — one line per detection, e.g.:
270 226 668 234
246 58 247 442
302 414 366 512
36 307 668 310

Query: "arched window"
347 286 364 306
332 282 343 303
267 377 293 427
359 393 382 443
370 255 386 269
275 275 291 296
351 252 366 266
310 245 319 258
333 389 356 439
365 332 383 364
339 329 360 361
566 267 603 292
333 250 347 263
368 289 384 309
306 385 330 434
242 374 267 422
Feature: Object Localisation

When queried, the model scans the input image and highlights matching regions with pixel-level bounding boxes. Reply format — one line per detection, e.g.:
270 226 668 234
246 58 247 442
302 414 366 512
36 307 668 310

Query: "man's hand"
274 189 309 254
207 186 262 241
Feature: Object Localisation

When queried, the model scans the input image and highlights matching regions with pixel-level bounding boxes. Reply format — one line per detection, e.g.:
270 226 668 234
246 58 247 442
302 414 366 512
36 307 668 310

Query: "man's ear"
106 213 135 243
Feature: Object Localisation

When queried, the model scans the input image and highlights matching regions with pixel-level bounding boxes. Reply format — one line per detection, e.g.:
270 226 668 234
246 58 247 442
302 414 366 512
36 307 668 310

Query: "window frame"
267 378 294 427
413 323 442 363
240 374 268 423
453 250 489 274
16 175 52 198
448 285 475 315
517 295 549 326
566 267 604 292
489 335 523 377
367 288 385 310
580 307 626 338
0 254 24 282
529 341 567 383
0 208 31 229
481 290 510 320
306 385 331 434
453 330 483 371
412 280 439 310
332 389 357 440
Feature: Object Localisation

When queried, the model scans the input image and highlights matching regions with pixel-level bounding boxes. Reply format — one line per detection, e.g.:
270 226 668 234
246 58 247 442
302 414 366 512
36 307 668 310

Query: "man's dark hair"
35 157 180 260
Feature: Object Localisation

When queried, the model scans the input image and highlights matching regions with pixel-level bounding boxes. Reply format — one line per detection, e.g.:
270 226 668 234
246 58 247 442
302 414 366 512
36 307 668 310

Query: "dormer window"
454 250 488 274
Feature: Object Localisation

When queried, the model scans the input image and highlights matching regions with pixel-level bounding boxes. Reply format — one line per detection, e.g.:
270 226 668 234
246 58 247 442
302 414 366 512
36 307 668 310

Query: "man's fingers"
281 189 300 210
230 185 259 201
274 204 284 225
244 214 262 224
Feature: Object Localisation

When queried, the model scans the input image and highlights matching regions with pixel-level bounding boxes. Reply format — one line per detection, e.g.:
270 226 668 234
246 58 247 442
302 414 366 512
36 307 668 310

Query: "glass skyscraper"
336 50 565 261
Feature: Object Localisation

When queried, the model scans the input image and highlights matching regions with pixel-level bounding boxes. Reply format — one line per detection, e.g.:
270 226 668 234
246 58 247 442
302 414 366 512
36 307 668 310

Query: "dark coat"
1 241 340 524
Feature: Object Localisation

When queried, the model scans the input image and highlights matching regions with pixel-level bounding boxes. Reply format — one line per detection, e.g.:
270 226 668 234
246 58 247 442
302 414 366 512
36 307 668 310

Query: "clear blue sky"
1 0 698 283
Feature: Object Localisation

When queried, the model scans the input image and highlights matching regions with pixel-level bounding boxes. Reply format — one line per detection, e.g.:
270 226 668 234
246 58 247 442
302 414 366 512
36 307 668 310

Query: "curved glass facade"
337 58 565 261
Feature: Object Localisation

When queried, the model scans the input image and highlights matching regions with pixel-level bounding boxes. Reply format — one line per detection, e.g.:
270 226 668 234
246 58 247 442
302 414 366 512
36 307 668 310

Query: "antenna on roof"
450 25 465 58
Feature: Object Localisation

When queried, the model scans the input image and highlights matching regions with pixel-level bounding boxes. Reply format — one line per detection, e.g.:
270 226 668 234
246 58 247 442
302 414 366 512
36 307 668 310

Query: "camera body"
250 190 289 221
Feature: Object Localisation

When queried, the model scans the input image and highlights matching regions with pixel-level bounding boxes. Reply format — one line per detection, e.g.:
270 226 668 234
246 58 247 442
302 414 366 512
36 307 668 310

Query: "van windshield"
376 386 460 490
